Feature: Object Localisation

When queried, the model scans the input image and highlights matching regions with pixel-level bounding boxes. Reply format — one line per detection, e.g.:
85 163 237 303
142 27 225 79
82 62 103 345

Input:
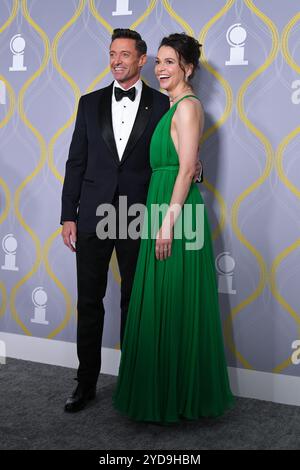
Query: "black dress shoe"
64 383 96 413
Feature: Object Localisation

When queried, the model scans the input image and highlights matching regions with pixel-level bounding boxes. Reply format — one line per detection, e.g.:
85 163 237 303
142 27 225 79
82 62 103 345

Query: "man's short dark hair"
111 28 147 56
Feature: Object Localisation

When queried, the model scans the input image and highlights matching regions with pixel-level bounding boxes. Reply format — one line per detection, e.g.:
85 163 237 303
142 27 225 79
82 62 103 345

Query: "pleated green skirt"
113 97 234 423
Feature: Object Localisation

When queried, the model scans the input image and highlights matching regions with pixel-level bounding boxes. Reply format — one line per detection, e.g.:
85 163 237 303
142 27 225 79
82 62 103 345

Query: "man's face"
109 38 147 88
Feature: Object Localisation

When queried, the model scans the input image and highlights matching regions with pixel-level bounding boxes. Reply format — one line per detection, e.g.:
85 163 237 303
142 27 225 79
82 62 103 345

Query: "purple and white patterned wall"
1 0 300 403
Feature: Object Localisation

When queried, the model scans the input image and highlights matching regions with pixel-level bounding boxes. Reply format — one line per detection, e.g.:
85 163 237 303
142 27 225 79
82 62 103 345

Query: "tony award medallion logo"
31 287 49 325
112 0 132 16
1 234 19 271
216 252 236 295
9 34 27 72
225 24 248 66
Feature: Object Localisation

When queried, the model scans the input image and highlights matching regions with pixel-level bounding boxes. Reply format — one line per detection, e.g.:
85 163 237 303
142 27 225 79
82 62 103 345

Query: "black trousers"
75 205 141 387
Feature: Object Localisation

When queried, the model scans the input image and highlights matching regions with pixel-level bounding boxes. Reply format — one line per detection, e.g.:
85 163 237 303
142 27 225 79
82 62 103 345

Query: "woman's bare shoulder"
175 96 203 121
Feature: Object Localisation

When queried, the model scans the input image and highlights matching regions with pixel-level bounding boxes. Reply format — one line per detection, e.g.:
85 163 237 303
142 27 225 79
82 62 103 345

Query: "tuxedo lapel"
120 82 153 165
98 83 119 166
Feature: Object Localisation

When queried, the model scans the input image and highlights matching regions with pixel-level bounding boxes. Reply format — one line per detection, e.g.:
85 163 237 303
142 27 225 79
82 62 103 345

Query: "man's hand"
193 160 203 183
62 221 77 252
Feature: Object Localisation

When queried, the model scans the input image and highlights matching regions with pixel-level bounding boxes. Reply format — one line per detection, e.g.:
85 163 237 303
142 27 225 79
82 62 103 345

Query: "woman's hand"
155 223 173 260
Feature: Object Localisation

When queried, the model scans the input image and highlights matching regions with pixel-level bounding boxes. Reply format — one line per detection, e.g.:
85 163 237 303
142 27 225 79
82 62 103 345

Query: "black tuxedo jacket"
60 82 170 232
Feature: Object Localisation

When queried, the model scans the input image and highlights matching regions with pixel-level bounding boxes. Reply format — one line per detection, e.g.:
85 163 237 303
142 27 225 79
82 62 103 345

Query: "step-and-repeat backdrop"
1 1 300 381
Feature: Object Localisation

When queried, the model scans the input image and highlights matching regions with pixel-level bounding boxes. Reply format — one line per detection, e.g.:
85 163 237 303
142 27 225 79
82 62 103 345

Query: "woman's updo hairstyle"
159 33 202 80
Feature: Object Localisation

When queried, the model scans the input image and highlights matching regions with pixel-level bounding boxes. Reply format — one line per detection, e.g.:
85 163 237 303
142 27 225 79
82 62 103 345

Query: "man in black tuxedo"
61 29 201 412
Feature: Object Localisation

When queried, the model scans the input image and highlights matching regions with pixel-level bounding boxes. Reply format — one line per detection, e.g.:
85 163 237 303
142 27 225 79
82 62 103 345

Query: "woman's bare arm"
156 98 204 260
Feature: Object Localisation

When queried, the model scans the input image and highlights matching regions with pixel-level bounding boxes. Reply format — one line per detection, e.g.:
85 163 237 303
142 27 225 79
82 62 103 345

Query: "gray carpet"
0 358 299 450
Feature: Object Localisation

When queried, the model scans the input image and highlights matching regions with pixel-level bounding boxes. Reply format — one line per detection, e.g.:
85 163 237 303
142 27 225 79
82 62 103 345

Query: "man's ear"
139 54 147 67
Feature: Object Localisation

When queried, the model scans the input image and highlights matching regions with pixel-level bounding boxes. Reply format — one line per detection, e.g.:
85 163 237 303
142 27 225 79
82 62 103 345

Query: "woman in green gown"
113 33 234 423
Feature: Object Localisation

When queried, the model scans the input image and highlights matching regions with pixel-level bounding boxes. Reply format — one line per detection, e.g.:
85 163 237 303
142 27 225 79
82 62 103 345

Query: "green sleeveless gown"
113 96 234 423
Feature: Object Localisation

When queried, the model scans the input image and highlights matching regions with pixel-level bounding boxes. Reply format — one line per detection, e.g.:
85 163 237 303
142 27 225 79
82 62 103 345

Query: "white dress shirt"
112 79 143 160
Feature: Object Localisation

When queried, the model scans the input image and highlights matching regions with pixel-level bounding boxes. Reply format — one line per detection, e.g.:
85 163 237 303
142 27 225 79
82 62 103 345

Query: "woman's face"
155 45 190 92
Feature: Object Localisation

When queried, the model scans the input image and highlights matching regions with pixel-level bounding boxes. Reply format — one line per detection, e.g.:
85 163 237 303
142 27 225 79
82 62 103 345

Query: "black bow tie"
114 86 136 102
